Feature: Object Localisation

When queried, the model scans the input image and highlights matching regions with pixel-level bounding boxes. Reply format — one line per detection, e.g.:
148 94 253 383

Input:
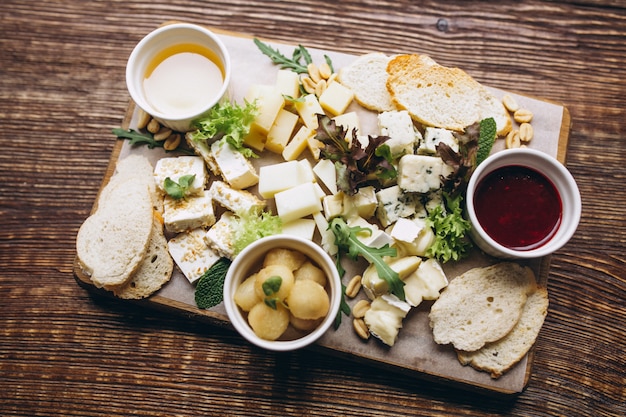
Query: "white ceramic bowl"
125 23 231 132
466 148 581 259
223 235 342 351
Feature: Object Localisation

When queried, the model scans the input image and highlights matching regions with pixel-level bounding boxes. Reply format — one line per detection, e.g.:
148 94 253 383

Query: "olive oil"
143 43 225 117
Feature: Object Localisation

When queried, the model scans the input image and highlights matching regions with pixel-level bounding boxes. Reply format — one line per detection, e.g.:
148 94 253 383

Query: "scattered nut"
147 118 161 134
353 318 370 340
318 62 332 79
514 108 533 124
502 94 520 113
153 127 173 141
301 76 317 95
163 133 181 151
136 108 151 130
505 130 521 149
307 63 321 83
315 79 327 97
326 72 338 86
352 299 371 319
345 274 362 299
519 122 534 142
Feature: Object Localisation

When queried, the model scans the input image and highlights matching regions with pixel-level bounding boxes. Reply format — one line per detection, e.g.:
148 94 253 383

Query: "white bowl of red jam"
466 148 581 259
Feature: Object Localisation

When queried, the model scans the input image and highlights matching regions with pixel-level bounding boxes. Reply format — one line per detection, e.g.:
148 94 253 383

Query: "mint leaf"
163 174 196 200
477 117 497 166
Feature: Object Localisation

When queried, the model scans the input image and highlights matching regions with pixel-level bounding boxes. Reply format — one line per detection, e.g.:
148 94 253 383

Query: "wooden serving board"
74 28 571 395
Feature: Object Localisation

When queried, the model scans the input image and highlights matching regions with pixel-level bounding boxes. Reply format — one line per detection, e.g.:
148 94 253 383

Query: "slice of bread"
386 54 512 135
456 286 549 378
338 52 397 112
428 262 537 352
113 219 173 299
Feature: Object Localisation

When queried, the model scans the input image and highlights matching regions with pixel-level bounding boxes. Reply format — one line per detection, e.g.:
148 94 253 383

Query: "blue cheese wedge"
163 190 216 233
418 127 458 154
167 228 221 284
375 185 419 227
204 211 237 260
377 110 419 158
209 180 265 214
211 140 259 190
153 156 206 196
397 154 454 194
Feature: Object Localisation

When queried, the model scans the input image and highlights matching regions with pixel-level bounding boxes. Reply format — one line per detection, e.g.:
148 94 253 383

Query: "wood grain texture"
1 1 625 416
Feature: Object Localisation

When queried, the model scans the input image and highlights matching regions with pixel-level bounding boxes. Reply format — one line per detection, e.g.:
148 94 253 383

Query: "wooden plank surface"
1 1 625 416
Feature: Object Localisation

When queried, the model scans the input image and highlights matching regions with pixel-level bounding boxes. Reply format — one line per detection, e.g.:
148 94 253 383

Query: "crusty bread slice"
338 52 397 112
113 219 173 299
429 262 537 352
386 54 512 135
456 286 549 378
76 177 154 290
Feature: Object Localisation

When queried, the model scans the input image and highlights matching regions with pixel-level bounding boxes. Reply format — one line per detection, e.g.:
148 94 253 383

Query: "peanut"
136 108 151 130
352 299 371 319
147 118 161 134
353 318 370 340
519 122 534 142
301 76 317 95
318 62 332 79
505 130 521 149
315 79 327 97
345 274 362 298
502 94 520 113
514 108 533 124
307 63 321 83
153 127 173 141
163 133 181 151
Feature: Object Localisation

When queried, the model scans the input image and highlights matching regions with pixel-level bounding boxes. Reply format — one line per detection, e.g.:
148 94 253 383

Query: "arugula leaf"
163 174 196 200
316 115 397 195
253 38 309 74
329 217 405 301
189 100 259 158
112 128 164 149
425 192 473 263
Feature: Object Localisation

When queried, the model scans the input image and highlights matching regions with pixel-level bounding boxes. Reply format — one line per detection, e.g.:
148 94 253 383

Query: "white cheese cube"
243 124 266 152
163 190 216 233
209 180 265 214
397 154 450 194
375 185 418 227
204 211 237 260
297 159 315 183
361 257 420 301
419 127 459 154
295 94 324 129
307 136 324 160
211 140 259 190
280 218 316 240
153 156 206 196
274 182 323 223
245 84 285 134
312 211 337 255
343 186 377 219
322 193 344 220
312 158 337 195
318 81 354 116
282 125 315 161
265 109 299 154
377 110 418 158
332 111 360 137
167 228 221 284
275 69 300 98
258 160 313 199
364 294 411 347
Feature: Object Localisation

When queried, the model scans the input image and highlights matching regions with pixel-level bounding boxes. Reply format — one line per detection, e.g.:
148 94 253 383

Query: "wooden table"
1 1 624 415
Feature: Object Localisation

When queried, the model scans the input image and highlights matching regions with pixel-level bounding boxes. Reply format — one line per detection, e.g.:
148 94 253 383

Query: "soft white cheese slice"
204 211 237 260
209 180 265 214
167 228 221 284
163 189 216 233
153 156 206 196
210 140 258 190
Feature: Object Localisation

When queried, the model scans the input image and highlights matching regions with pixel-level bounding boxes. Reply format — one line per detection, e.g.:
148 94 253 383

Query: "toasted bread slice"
386 54 511 135
456 286 549 378
429 262 537 352
113 219 173 299
338 52 396 112
76 177 154 290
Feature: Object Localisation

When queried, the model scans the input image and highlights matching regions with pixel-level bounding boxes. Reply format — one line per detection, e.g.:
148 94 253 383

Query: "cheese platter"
74 26 572 395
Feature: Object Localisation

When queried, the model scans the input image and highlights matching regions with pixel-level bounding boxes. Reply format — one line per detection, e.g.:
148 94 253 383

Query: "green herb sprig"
163 174 196 200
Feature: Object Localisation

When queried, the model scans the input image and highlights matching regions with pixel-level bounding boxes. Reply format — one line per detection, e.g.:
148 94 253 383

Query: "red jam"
473 165 562 250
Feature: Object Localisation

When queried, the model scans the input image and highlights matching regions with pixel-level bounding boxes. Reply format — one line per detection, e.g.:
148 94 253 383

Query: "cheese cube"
258 160 314 199
163 190 216 233
343 186 377 219
211 140 259 189
389 217 434 257
153 156 206 196
209 180 265 214
419 127 458 154
375 185 419 227
403 259 448 307
378 110 418 158
245 84 285 134
312 158 337 195
307 136 324 160
397 154 452 194
274 182 323 223
167 228 221 284
297 159 315 183
243 124 266 152
280 218 316 240
332 111 360 137
295 94 324 129
265 109 299 154
319 81 354 116
312 211 337 255
275 69 300 98
204 211 237 260
282 125 315 161
364 295 411 346
322 193 344 220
